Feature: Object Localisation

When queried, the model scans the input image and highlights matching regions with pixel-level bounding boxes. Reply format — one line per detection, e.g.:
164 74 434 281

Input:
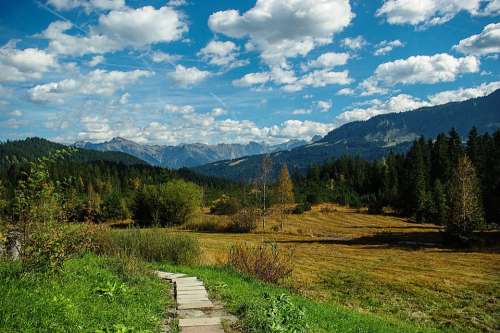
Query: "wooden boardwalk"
155 271 230 333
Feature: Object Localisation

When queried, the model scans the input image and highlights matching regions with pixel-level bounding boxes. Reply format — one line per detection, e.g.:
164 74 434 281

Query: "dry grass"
177 204 499 333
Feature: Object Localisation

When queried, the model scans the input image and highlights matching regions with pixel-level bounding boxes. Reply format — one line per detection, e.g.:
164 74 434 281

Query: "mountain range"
74 137 318 169
193 89 500 181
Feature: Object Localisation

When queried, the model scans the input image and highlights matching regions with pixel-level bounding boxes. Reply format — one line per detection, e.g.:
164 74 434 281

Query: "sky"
0 0 499 145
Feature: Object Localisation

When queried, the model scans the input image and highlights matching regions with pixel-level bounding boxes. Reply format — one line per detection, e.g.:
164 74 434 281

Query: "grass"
165 204 500 333
154 263 438 333
0 254 171 333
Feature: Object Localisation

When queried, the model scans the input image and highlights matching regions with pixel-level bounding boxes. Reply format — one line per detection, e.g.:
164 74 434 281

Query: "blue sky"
0 0 499 145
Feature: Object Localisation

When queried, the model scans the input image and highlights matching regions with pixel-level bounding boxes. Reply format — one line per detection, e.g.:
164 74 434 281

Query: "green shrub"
210 194 241 215
228 242 293 283
228 208 258 233
292 202 311 214
102 192 129 220
104 230 201 265
240 293 308 333
133 180 202 227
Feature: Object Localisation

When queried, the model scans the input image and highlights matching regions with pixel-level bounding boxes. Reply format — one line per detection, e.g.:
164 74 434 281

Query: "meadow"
162 204 500 333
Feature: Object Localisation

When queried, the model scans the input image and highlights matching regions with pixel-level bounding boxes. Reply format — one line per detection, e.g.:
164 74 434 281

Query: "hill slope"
0 137 148 167
74 138 310 169
193 89 500 181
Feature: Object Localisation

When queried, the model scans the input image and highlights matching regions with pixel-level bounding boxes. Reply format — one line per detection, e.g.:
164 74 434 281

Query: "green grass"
154 263 439 333
0 254 171 333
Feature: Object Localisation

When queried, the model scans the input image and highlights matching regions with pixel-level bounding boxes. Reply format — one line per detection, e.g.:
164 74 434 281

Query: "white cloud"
427 81 500 104
302 52 349 70
0 41 58 82
292 108 312 115
167 0 187 7
48 0 125 12
88 55 104 67
163 104 195 114
338 81 500 123
210 107 228 117
151 51 181 63
337 94 431 123
341 36 367 50
453 23 500 56
337 87 354 95
376 0 499 27
282 69 352 92
232 72 270 87
374 39 404 56
168 65 211 87
118 92 129 104
28 69 151 103
9 110 23 117
41 5 187 56
361 53 480 95
198 40 246 67
208 0 353 67
316 100 332 112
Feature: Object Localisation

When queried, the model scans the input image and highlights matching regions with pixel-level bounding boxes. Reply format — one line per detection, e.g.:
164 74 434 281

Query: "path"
155 270 235 333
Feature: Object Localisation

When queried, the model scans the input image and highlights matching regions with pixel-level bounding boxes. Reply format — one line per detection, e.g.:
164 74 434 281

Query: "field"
173 204 500 333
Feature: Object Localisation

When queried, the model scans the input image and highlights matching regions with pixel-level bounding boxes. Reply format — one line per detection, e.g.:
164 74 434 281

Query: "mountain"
193 89 500 182
0 137 147 167
74 137 310 169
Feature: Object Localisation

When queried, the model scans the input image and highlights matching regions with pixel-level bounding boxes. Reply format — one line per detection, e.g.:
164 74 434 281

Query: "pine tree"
447 156 484 242
432 179 448 226
275 165 294 231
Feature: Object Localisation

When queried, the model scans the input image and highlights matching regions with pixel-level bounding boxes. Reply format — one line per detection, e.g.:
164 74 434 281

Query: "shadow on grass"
271 231 500 253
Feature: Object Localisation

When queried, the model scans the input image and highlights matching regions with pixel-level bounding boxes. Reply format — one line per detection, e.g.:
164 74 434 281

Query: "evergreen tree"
447 156 484 242
432 179 448 226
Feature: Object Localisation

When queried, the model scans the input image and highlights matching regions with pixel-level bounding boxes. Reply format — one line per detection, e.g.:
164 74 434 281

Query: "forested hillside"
194 89 500 181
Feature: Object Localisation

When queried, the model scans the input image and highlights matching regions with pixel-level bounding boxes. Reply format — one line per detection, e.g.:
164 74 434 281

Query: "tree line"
294 128 500 241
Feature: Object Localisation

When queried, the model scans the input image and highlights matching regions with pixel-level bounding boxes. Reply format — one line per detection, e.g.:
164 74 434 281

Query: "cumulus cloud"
28 69 151 103
163 104 195 114
88 55 104 67
0 41 58 82
198 40 247 68
374 39 404 56
338 81 500 123
292 108 312 115
337 94 430 123
210 107 228 117
168 65 211 87
361 53 480 95
427 81 500 104
302 52 349 70
341 36 367 50
232 72 270 87
453 23 500 56
208 0 353 67
150 51 181 63
282 69 352 92
41 5 187 56
316 100 332 112
337 87 354 95
376 0 499 27
47 0 125 12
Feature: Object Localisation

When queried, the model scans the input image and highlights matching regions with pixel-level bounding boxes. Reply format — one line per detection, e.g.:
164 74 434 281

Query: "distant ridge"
74 137 312 169
192 89 500 182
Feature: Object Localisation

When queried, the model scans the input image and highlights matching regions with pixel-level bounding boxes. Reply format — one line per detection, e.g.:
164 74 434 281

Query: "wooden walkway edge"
154 270 232 333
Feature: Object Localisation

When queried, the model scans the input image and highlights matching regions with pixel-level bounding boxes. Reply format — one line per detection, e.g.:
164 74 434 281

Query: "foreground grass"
0 254 170 333
155 263 438 333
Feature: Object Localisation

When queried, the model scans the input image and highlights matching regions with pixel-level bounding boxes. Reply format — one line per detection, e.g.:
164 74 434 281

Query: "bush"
102 192 129 220
228 242 293 283
133 180 202 227
183 216 229 233
210 194 241 215
292 202 312 214
240 293 308 333
228 208 258 233
102 229 201 265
